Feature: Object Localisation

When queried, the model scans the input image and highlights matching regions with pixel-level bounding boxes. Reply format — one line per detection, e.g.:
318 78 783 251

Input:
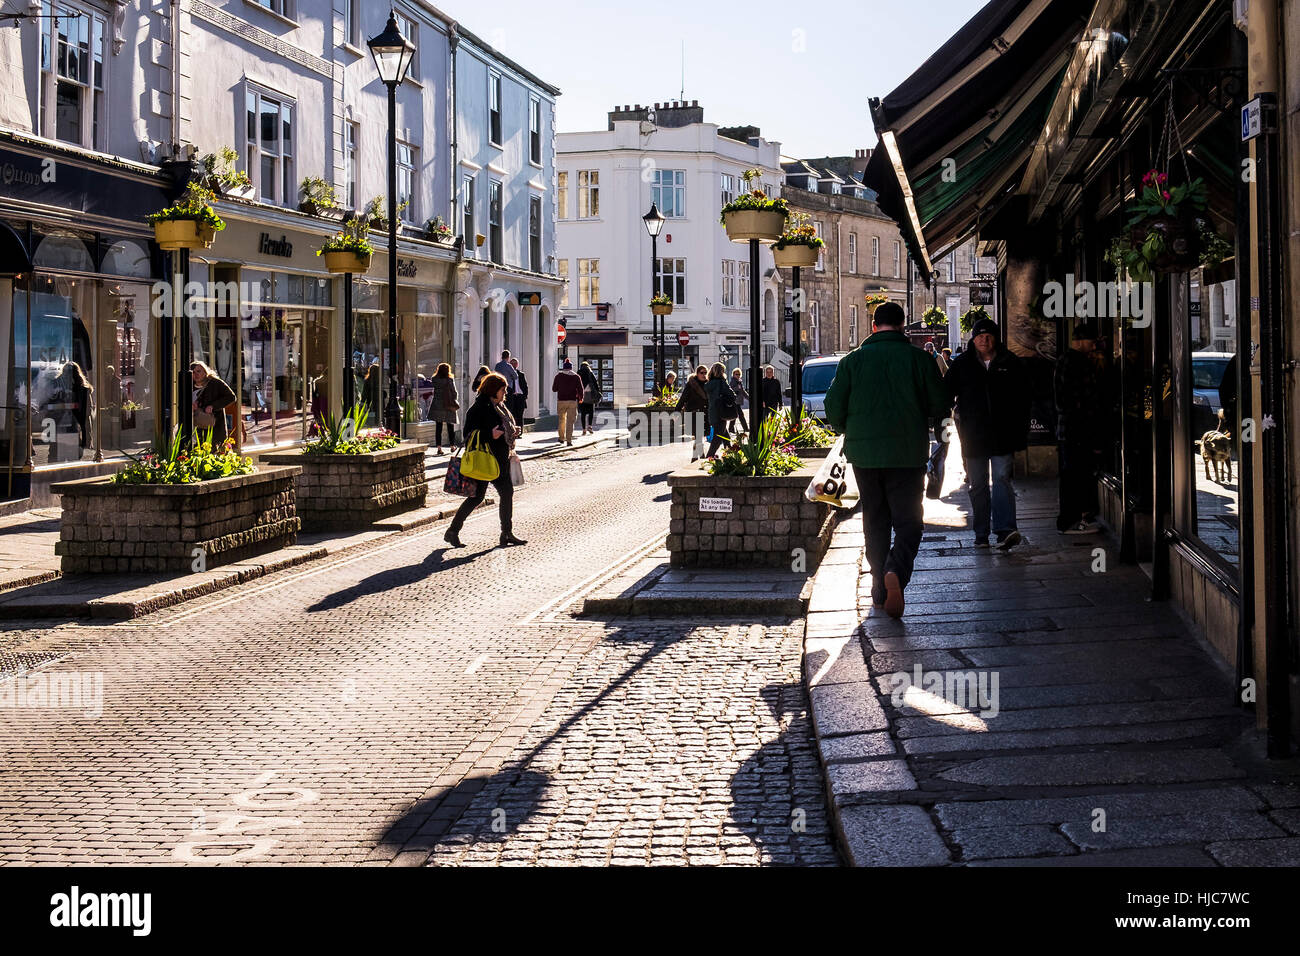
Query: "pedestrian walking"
190 360 236 447
705 363 739 458
363 361 383 421
675 365 710 460
944 317 1031 550
427 362 459 454
760 365 783 420
729 367 750 435
1055 321 1107 534
443 372 526 549
926 341 949 376
552 359 585 446
57 361 95 451
578 361 599 435
663 370 678 397
824 302 949 618
494 350 519 395
471 364 490 393
509 357 529 427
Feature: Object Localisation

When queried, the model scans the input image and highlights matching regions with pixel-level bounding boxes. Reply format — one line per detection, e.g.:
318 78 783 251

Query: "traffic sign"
677 329 690 347
556 325 567 344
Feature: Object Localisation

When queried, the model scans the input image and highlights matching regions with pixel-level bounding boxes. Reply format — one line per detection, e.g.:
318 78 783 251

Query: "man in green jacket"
824 302 950 618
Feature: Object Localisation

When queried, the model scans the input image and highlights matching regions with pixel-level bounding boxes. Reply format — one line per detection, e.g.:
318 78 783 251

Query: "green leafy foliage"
960 305 989 334
317 218 374 258
773 212 826 251
922 306 947 328
200 146 251 191
770 407 837 448
300 176 337 209
112 430 254 485
708 413 803 478
650 292 673 308
646 386 680 409
720 169 789 224
303 402 400 455
145 183 225 232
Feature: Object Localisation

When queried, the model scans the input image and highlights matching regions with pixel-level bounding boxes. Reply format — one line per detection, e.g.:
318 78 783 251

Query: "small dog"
1195 427 1233 483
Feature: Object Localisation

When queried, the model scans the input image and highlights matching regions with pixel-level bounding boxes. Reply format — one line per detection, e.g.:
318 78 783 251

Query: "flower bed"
261 442 428 531
666 463 834 568
53 467 300 574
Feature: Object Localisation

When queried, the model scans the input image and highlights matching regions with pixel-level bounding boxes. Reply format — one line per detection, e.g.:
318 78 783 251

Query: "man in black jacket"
509 357 529 425
945 318 1031 550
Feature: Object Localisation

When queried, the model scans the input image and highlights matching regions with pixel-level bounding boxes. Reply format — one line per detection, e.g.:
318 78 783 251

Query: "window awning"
863 0 1088 283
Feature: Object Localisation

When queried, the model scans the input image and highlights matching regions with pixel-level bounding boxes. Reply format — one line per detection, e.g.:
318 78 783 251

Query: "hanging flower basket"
147 183 224 251
772 212 825 268
323 250 372 274
772 243 819 269
723 209 786 243
651 303 674 316
317 221 374 274
153 219 209 251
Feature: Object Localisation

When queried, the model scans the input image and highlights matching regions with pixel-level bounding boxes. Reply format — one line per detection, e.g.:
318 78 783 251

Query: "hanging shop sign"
518 291 541 306
969 282 995 306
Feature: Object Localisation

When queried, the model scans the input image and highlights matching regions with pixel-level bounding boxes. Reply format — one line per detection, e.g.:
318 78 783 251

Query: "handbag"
459 430 500 481
193 408 216 429
805 436 861 509
583 383 597 404
925 440 948 500
443 448 478 497
509 453 525 486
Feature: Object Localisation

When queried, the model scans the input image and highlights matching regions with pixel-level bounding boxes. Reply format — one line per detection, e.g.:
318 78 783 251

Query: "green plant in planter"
316 219 374 258
426 215 454 242
199 146 251 193
922 306 947 328
646 387 679 409
300 176 338 214
650 292 673 309
772 212 826 251
1199 220 1233 269
864 288 891 309
304 402 400 455
365 194 409 225
960 305 989 335
708 413 803 478
145 183 225 232
719 168 789 225
112 429 253 485
771 407 836 448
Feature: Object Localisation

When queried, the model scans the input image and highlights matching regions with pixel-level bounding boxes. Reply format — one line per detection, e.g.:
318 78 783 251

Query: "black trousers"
434 421 455 446
579 403 594 429
1057 440 1100 530
853 466 926 591
449 466 513 536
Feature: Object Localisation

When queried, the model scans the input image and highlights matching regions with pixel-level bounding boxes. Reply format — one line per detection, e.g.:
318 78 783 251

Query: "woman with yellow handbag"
443 373 527 548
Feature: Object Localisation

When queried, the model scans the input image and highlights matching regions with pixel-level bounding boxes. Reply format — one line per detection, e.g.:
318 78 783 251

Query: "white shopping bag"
805 436 860 509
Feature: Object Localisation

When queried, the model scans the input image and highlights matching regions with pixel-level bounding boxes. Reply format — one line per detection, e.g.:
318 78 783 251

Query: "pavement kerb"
801 515 954 867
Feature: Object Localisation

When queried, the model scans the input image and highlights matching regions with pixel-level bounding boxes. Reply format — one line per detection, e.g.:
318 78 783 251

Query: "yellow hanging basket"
154 220 213 251
323 250 372 274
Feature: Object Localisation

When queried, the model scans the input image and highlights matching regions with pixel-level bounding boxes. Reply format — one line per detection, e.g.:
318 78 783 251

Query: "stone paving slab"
582 559 816 618
801 475 1282 867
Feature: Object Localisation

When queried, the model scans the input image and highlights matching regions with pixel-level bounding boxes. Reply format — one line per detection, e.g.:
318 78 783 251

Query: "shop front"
0 134 171 505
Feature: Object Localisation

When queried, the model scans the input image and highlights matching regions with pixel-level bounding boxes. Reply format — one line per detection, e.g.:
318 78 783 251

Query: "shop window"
39 2 106 151
644 347 697 394
1185 272 1239 568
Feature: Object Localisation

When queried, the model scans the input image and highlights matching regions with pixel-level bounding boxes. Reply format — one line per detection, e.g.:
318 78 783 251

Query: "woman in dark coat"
190 361 236 447
675 364 711 461
444 372 526 549
363 362 383 421
428 363 459 454
703 362 736 458
577 361 598 435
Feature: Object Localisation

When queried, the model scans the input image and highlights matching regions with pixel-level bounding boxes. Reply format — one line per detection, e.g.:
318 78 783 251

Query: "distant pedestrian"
675 365 710 460
444 372 526 549
760 365 783 419
363 362 383 421
941 347 953 366
926 342 948 376
552 359 585 446
704 363 737 458
190 360 235 448
944 317 1031 550
1055 321 1106 534
824 302 949 619
578 361 598 435
494 350 519 395
58 361 95 451
471 364 490 393
729 367 750 435
428 362 459 454
509 357 529 427
663 370 678 396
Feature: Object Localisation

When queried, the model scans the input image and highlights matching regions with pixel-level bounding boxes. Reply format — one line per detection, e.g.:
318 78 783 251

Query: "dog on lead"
1195 411 1233 484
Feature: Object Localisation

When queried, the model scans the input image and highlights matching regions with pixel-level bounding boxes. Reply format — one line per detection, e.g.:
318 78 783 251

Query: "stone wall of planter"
626 406 685 446
53 466 301 574
666 463 834 568
261 443 427 531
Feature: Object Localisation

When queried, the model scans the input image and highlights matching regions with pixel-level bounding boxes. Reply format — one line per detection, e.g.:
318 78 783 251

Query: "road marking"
519 531 666 626
464 653 489 675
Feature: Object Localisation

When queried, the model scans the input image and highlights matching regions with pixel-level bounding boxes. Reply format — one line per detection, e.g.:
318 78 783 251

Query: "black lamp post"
368 10 416 435
643 203 666 392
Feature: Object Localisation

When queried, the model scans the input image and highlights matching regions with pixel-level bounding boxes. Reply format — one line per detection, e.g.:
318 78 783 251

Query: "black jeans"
1057 440 1100 530
579 403 594 429
853 466 926 592
435 421 455 446
449 466 513 537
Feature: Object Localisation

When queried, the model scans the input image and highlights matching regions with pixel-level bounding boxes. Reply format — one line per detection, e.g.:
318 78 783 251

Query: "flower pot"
154 219 212 251
723 209 785 244
1131 215 1200 274
772 244 820 269
323 250 372 274
651 304 674 316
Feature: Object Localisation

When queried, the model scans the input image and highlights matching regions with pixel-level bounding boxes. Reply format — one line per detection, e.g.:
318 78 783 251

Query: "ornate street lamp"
643 203 666 392
368 11 416 435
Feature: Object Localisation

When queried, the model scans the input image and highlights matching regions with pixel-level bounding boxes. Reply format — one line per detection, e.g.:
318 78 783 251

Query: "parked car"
793 354 846 419
1191 351 1234 436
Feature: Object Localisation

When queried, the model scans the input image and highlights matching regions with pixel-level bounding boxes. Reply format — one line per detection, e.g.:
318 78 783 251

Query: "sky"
433 0 989 159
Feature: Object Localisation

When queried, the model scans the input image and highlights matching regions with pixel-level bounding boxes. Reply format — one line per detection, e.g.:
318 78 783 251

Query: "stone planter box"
627 405 686 446
262 442 427 531
53 467 301 574
666 463 834 568
794 445 833 460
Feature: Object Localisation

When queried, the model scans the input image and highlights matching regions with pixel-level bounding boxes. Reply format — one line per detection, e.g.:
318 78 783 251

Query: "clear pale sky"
433 0 989 158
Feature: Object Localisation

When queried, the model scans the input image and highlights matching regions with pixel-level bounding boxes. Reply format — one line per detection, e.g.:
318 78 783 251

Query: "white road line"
518 530 665 626
464 653 489 675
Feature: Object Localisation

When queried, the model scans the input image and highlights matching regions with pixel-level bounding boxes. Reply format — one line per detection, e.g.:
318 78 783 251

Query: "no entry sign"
677 329 690 346
556 325 567 344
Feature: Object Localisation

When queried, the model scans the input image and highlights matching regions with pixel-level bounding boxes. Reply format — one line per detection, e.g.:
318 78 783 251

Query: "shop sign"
259 233 293 257
969 282 994 306
397 258 417 277
1241 98 1262 141
518 291 541 306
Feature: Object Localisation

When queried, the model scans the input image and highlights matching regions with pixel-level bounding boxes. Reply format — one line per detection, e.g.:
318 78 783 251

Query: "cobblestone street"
0 441 838 866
